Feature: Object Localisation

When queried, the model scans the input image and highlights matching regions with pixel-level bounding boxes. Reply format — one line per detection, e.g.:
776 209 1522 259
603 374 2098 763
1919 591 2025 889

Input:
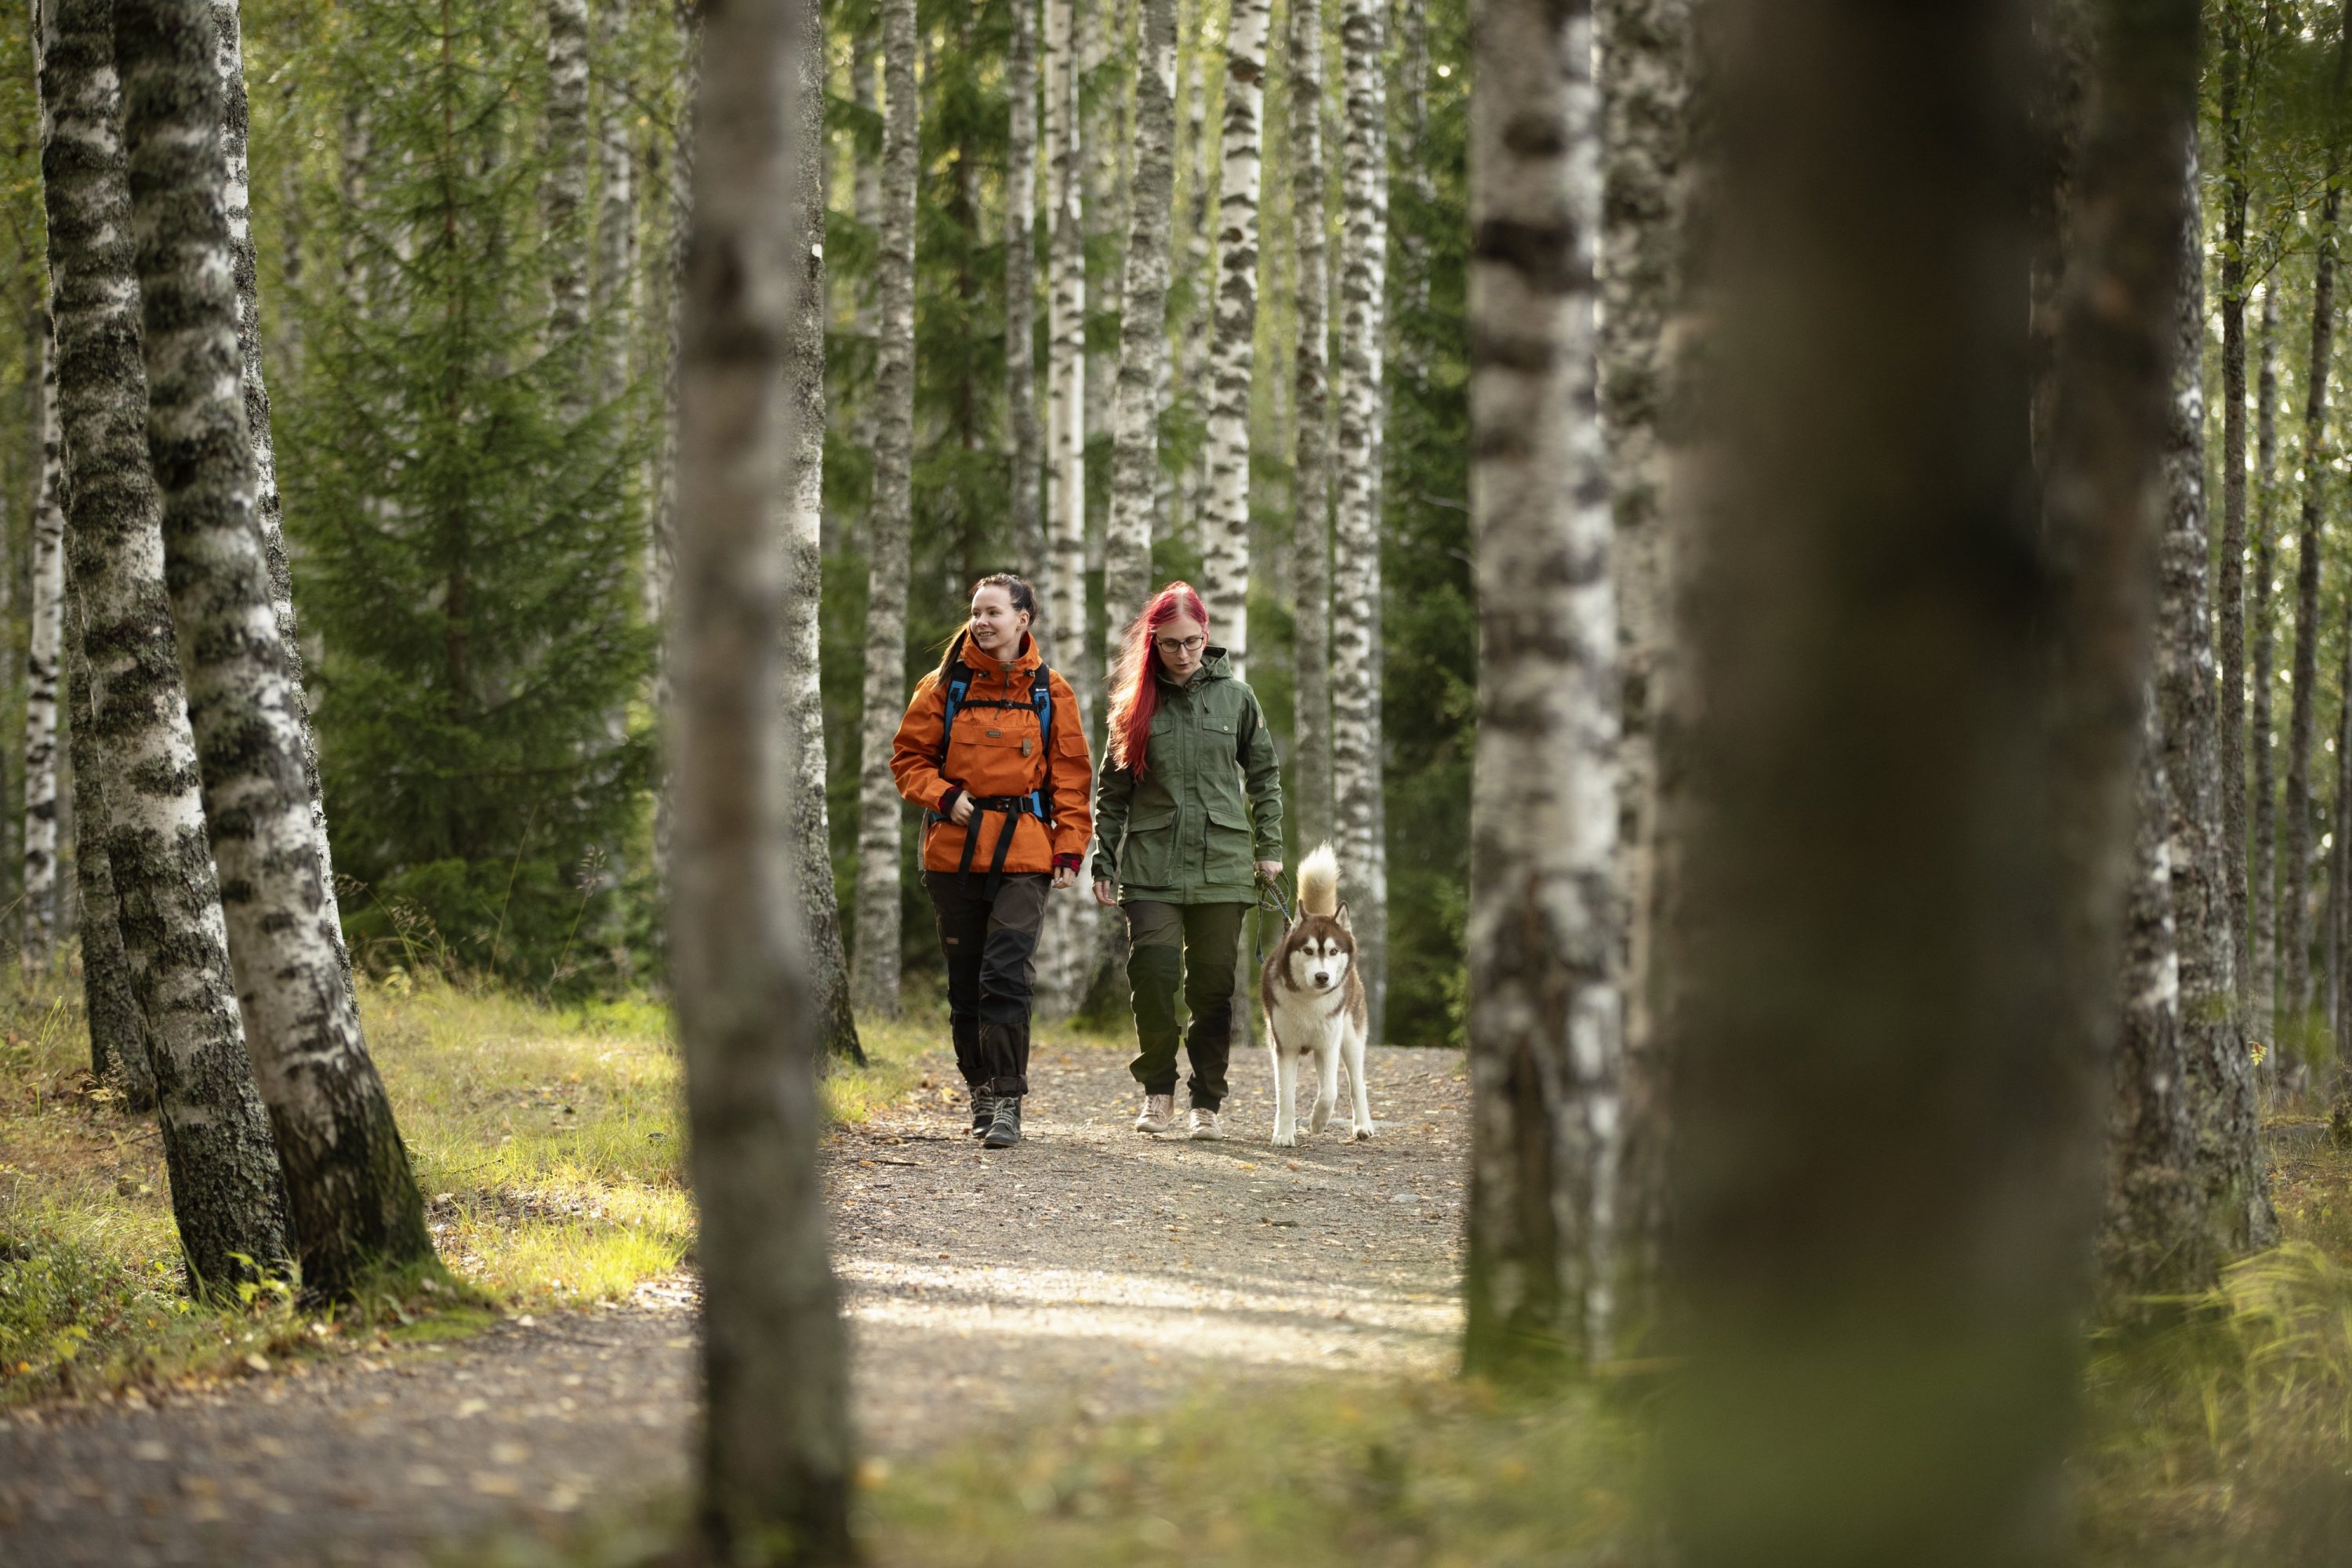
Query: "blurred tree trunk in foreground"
1599 0 1694 1350
1462 0 1619 1378
1661 0 2194 1560
668 0 852 1555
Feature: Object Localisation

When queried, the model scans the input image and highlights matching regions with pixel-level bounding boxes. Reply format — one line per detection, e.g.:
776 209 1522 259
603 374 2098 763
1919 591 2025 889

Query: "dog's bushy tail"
1298 843 1341 917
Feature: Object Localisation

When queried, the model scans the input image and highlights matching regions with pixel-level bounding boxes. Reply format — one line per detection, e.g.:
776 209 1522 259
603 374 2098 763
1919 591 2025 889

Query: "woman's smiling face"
967 584 1029 658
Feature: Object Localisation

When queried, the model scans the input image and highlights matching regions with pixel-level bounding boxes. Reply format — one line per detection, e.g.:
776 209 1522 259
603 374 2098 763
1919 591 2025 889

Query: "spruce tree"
284 0 655 990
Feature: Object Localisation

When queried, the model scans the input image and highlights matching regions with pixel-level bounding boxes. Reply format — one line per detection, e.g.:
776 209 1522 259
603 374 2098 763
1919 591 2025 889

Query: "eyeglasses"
1155 636 1207 656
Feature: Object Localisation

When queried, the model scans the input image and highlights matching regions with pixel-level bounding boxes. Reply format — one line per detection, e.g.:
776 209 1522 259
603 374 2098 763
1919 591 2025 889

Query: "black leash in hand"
1252 871 1295 964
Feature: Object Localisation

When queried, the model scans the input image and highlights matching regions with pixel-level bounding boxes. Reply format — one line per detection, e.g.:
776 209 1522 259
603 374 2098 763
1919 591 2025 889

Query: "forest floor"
0 985 1479 1567
13 980 2352 1565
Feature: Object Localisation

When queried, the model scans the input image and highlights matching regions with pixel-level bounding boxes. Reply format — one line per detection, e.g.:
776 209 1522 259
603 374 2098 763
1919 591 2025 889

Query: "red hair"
1106 583 1208 779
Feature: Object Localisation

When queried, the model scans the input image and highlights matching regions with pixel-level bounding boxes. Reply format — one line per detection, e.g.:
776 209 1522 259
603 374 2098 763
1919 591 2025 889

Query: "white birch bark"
1597 0 1690 1335
546 0 593 394
783 0 861 1065
209 0 348 980
1044 0 1088 688
1174 6 1214 545
668 0 851 1548
1200 0 1269 673
2252 283 2280 1033
1462 0 1617 1374
1006 0 1045 583
115 0 434 1299
2281 169 2339 1046
1288 0 1333 851
22 310 64 973
648 31 696 895
2157 151 2273 1258
1105 0 1180 676
2102 699 2203 1304
851 0 919 1015
40 0 290 1291
593 0 635 402
1330 0 1388 1036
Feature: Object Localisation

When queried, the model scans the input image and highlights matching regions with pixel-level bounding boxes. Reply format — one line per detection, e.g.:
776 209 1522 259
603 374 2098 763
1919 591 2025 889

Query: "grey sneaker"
1134 1093 1177 1134
1188 1107 1225 1142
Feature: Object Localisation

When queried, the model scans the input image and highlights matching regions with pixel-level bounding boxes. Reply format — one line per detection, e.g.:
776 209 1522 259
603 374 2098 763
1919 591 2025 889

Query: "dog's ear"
1336 901 1353 932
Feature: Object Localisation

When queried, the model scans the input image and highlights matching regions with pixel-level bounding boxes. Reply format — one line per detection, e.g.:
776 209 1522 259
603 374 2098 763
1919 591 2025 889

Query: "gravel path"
0 1039 1468 1566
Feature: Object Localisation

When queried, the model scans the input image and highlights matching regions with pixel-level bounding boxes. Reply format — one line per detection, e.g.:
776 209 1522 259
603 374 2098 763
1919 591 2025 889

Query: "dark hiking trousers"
924 871 1050 1097
1122 899 1249 1110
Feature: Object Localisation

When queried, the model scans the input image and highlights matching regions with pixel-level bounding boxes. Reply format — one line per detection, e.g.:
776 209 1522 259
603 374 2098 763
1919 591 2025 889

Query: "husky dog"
1261 844 1372 1147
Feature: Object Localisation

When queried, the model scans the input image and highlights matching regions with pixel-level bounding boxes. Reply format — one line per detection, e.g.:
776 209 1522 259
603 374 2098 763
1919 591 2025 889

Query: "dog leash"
1252 871 1295 964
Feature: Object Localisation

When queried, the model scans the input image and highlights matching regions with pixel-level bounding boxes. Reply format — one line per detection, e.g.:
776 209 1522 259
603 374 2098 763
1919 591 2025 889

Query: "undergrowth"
443 1378 1650 1568
1 961 946 1410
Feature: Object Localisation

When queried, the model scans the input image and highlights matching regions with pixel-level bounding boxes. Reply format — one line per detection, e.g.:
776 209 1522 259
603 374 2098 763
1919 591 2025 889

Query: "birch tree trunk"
1331 0 1388 1037
648 31 697 897
851 0 919 1015
1175 13 1212 544
546 0 593 400
2156 154 2272 1256
1598 0 1691 1348
1044 0 1087 684
2103 702 2203 1305
593 0 636 403
1664 0 2189 1552
22 313 64 973
40 0 288 1292
2281 169 2339 1051
1006 0 1045 583
2252 283 2280 1034
1288 0 1333 852
1200 0 1270 672
210 0 347 981
785 0 862 1067
115 0 435 1300
669 0 851 1551
1105 0 1179 661
67 597 151 1104
1462 0 1617 1377
2216 5 2252 1006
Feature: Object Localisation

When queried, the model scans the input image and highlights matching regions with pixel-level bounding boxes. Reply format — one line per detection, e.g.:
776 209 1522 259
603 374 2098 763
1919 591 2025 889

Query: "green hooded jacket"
1091 648 1283 905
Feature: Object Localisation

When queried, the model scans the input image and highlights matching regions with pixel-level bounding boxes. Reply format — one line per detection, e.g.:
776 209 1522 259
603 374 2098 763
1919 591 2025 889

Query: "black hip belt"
953 790 1048 896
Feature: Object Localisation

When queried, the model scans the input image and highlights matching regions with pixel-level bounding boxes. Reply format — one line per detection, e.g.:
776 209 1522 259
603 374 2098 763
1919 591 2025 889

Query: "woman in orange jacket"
891 573 1094 1148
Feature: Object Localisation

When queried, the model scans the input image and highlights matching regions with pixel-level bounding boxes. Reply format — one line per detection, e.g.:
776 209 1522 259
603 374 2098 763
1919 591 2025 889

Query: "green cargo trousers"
1122 899 1250 1110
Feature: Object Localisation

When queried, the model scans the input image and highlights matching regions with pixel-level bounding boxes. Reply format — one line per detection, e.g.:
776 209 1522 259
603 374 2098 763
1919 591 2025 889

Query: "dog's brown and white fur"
1261 844 1371 1146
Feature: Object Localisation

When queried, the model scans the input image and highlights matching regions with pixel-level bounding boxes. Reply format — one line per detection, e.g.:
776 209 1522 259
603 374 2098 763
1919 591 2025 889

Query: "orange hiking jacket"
891 633 1094 877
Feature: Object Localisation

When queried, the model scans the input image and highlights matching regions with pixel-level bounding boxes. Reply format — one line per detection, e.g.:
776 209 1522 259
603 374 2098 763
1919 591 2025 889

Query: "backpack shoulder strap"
936 655 975 766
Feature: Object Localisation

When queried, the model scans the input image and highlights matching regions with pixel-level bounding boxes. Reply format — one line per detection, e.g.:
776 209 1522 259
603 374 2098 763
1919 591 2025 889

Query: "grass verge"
2 965 944 1410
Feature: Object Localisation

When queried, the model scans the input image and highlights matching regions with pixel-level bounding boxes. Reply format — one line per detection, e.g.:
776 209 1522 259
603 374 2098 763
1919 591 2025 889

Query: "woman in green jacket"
1092 582 1283 1140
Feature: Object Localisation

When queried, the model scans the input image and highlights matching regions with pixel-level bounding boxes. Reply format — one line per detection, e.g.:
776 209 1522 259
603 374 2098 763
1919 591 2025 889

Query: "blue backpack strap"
1030 665 1054 822
927 659 974 825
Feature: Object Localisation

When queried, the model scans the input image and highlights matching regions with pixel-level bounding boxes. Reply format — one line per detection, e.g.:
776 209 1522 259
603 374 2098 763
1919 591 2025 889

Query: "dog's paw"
1350 1121 1374 1142
1270 1128 1298 1149
1308 1103 1332 1133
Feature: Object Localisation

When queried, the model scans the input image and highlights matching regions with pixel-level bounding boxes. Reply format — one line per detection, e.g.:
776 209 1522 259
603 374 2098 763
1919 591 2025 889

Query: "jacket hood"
957 628 1043 678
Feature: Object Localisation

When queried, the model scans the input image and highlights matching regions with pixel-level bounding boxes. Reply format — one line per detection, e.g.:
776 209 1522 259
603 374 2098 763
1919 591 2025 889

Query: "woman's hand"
1051 866 1077 891
1092 878 1119 908
949 793 975 826
1254 859 1283 884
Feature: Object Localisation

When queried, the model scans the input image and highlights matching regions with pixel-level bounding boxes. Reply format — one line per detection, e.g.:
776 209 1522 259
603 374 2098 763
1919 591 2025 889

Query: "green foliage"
1379 0 1474 1047
276 0 656 993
